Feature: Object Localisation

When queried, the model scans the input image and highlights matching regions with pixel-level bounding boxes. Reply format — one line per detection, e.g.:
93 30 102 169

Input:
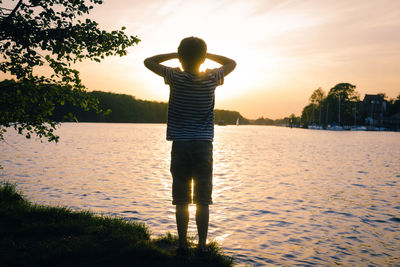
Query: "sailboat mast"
338 95 341 124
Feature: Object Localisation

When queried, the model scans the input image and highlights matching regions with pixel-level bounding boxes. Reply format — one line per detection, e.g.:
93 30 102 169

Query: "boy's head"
178 37 207 70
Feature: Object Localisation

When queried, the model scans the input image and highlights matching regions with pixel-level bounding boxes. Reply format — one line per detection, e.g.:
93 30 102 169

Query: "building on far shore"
388 112 400 131
362 94 386 127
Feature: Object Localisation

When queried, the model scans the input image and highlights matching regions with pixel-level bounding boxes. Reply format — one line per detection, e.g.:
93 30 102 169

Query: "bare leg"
176 204 189 249
196 204 209 250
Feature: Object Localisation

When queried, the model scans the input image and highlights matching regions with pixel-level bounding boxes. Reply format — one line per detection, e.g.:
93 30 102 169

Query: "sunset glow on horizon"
4 0 400 119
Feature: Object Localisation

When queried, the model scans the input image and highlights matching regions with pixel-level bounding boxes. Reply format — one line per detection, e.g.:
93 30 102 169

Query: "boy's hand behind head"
144 37 236 77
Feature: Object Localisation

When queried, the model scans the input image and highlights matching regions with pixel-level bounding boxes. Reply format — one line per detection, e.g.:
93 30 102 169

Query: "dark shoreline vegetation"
49 89 300 126
50 89 252 125
0 183 233 267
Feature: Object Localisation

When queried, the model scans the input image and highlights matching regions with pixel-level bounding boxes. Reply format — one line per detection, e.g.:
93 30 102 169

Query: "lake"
1 123 399 266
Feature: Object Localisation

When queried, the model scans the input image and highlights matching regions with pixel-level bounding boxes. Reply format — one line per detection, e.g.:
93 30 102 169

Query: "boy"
144 37 236 253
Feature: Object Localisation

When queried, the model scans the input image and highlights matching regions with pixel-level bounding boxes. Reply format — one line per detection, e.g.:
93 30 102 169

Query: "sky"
4 0 400 119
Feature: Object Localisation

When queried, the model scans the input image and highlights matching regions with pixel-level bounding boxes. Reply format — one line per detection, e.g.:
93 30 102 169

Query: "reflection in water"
1 123 400 266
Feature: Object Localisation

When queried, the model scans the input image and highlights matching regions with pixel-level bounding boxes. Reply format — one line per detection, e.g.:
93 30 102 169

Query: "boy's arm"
206 53 236 76
144 53 178 77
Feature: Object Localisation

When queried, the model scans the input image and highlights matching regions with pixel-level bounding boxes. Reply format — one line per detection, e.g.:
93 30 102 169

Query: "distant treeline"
53 91 168 123
51 90 310 126
251 116 297 126
52 91 251 125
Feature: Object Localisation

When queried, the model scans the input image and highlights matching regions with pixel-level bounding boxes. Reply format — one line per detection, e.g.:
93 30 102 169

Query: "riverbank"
0 183 233 267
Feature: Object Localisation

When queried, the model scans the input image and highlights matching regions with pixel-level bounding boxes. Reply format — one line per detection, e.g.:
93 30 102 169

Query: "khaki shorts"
170 141 213 205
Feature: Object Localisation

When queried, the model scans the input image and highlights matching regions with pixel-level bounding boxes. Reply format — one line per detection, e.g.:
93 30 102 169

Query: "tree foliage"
325 83 359 125
0 0 140 141
302 87 326 125
301 103 315 125
0 79 100 141
253 117 275 125
309 87 325 105
327 83 359 103
386 93 400 118
52 90 169 123
214 109 248 125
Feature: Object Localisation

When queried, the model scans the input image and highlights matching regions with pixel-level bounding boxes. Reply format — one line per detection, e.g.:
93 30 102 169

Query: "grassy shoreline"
0 183 233 266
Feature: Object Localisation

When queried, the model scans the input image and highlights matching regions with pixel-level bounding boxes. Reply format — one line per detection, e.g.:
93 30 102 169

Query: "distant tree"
0 0 140 141
326 83 360 125
327 83 359 103
394 94 400 115
301 103 314 126
387 93 400 117
377 92 388 101
288 113 298 126
253 116 275 125
301 87 326 126
214 109 247 125
309 87 325 105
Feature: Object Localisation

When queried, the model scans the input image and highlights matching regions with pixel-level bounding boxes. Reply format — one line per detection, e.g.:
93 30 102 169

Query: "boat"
308 124 323 130
327 123 344 130
350 126 367 131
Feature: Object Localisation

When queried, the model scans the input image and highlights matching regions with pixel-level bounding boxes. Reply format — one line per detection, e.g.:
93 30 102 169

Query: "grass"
0 182 234 267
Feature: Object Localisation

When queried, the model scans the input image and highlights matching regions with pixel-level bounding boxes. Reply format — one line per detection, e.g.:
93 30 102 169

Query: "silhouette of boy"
144 37 236 253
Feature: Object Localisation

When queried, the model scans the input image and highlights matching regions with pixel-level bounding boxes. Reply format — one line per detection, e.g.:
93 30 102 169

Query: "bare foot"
197 243 209 253
176 242 189 256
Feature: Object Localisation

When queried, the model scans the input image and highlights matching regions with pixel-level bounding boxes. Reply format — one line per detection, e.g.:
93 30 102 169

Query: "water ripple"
1 124 400 266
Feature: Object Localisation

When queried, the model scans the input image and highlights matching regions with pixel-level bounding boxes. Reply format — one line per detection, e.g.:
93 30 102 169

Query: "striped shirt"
164 67 224 141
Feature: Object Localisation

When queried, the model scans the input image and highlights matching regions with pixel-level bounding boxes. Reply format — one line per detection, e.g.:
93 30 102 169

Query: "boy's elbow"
144 58 151 68
229 60 237 71
144 58 156 70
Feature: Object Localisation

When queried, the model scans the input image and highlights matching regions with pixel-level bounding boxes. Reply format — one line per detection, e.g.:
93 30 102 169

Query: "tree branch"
7 0 24 19
0 7 14 12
